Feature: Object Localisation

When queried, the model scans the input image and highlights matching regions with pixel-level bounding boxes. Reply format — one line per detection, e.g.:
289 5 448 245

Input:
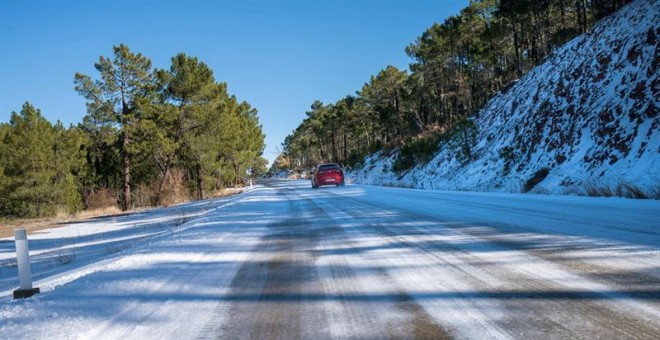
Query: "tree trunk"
331 128 338 163
343 130 348 162
509 11 523 78
234 162 241 187
196 161 203 200
559 0 567 39
319 138 325 161
575 0 587 34
394 92 402 144
121 130 131 211
155 161 170 206
156 103 186 206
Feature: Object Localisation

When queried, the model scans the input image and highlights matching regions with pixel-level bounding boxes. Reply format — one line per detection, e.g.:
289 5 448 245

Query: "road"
1 180 659 339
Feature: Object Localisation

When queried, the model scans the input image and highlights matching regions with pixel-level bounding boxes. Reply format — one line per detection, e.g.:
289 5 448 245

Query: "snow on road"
1 180 659 339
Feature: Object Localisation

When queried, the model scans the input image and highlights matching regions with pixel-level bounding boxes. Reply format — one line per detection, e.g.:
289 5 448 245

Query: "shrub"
585 181 658 199
159 170 191 206
85 188 119 210
616 182 648 199
585 182 614 197
346 149 368 168
392 133 441 172
523 167 550 193
392 152 415 172
498 146 518 175
448 118 479 163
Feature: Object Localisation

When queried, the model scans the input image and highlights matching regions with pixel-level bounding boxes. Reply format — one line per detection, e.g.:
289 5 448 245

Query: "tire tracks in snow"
319 189 660 339
207 186 452 339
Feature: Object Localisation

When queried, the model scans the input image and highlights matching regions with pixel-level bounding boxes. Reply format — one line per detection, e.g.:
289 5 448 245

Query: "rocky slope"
351 0 659 197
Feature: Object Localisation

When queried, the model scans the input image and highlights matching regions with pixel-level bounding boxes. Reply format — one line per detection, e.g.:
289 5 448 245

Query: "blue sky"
1 0 468 165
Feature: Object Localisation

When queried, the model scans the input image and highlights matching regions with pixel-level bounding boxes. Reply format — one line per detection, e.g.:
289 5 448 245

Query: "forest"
0 45 267 218
275 0 634 173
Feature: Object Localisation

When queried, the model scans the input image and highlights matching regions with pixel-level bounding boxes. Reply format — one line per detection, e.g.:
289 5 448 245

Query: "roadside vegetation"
584 181 660 199
0 45 267 219
274 0 633 173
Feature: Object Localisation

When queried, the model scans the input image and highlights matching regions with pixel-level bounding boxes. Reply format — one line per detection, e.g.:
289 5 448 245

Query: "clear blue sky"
1 0 469 165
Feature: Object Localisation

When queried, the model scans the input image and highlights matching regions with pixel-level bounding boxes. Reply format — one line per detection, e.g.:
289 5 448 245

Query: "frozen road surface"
1 180 659 339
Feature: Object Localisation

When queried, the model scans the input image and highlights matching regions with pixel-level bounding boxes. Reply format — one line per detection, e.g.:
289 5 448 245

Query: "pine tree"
360 66 408 147
281 0 631 170
75 44 155 211
0 103 84 217
152 53 220 204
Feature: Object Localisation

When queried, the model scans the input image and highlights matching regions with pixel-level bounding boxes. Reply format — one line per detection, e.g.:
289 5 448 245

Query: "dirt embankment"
0 215 108 239
0 187 247 239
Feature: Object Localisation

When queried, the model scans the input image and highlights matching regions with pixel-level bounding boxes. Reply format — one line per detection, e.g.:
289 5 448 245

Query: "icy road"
1 180 659 339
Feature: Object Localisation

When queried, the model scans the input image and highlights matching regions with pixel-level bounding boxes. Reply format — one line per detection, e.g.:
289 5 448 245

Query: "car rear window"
319 164 340 171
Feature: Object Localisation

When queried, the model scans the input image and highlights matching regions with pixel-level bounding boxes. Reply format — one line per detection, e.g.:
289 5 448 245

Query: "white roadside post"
13 229 40 299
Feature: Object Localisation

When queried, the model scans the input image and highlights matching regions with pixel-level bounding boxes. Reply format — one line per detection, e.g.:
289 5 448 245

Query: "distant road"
1 180 659 339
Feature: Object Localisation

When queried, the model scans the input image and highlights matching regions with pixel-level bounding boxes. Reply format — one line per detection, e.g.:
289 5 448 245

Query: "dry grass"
0 218 61 239
0 185 247 238
159 171 194 206
212 187 245 197
0 206 124 239
74 206 123 219
584 181 659 199
86 188 119 210
585 182 614 197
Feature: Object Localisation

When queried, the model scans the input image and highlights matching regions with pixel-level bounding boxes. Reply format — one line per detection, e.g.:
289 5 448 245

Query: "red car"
311 163 345 188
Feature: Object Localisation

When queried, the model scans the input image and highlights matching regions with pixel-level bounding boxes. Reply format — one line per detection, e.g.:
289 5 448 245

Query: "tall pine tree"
75 44 155 211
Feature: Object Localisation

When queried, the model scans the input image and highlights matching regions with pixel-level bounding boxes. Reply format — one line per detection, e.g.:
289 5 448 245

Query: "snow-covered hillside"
351 0 659 197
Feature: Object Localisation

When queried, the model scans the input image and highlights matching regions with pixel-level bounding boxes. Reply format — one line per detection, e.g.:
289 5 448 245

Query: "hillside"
350 0 659 197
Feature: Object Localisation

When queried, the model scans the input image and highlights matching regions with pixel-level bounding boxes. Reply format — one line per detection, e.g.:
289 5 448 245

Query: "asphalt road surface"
2 180 658 339
201 180 660 339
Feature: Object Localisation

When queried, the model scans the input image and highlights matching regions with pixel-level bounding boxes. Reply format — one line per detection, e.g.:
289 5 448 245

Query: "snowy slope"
351 0 659 196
